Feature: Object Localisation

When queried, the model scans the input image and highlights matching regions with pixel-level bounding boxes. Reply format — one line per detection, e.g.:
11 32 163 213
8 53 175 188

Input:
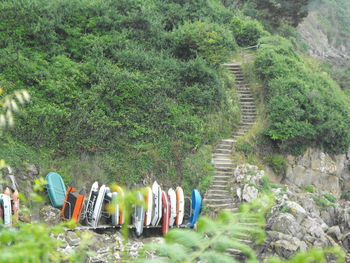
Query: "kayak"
134 191 145 237
175 186 184 226
189 189 202 228
144 187 153 226
168 188 176 227
161 191 170 235
85 182 99 225
151 181 162 226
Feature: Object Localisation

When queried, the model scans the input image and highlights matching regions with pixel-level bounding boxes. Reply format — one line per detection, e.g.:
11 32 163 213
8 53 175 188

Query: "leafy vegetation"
255 36 350 155
302 185 315 193
0 0 241 189
264 154 287 177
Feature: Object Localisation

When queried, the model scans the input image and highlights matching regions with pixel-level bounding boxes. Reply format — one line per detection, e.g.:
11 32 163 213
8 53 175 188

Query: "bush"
323 193 337 203
235 141 256 156
170 20 237 64
264 154 287 176
302 185 315 193
230 17 266 47
255 36 350 154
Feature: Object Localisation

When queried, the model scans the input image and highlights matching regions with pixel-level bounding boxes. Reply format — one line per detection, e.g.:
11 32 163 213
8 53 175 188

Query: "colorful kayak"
85 182 99 225
0 194 12 226
62 185 76 219
175 186 184 226
144 187 153 226
90 185 107 228
161 191 170 235
168 188 176 227
46 172 67 208
151 181 162 226
111 192 119 226
134 191 145 237
189 189 202 228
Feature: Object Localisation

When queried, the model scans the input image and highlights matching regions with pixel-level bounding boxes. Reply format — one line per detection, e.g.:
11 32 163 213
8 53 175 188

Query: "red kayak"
161 191 170 235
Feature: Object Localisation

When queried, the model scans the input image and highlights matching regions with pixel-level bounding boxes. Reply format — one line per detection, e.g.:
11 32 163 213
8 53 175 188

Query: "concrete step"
211 184 228 189
206 203 234 208
205 193 232 199
215 170 232 175
212 153 232 158
213 175 231 180
223 207 239 213
213 164 234 169
212 160 233 165
214 149 232 154
240 97 255 102
212 156 232 161
220 139 237 143
215 144 232 150
204 198 233 204
206 189 230 194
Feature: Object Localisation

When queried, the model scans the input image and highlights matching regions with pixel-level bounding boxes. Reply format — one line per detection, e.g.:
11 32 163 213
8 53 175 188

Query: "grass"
302 185 315 193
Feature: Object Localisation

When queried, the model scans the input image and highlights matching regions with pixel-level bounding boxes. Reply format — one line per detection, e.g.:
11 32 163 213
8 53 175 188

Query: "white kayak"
168 188 177 227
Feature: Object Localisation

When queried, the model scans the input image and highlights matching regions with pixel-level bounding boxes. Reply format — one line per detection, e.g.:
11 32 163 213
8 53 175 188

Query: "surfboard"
151 181 162 226
161 191 170 235
115 186 124 224
46 172 67 208
175 186 184 226
111 192 119 226
0 194 12 226
85 182 99 225
134 191 145 237
90 184 107 228
168 188 176 227
144 187 153 226
189 189 202 228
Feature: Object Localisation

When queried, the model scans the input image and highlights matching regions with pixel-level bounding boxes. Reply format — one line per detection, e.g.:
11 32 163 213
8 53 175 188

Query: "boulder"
242 184 259 202
327 226 342 241
39 206 61 225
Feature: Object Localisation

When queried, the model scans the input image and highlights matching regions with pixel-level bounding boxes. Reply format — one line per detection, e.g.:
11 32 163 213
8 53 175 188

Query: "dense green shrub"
0 0 240 185
264 154 287 176
230 17 266 47
255 36 350 154
235 141 256 156
170 21 237 64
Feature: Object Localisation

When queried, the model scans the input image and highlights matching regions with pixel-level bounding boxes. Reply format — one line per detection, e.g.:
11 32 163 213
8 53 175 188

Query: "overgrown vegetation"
0 0 244 189
264 154 287 177
255 36 350 155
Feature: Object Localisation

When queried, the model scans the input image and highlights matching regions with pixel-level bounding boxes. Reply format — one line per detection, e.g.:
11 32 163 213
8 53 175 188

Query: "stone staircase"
203 63 256 214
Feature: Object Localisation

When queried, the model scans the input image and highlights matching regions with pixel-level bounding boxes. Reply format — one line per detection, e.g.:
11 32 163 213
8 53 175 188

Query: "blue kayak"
189 189 202 228
46 172 66 208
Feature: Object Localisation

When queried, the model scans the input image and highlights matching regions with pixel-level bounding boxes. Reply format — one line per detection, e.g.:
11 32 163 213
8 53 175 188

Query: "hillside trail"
203 62 256 214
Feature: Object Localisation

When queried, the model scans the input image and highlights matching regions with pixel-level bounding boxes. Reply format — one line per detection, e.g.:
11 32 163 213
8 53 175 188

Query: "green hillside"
1 0 349 190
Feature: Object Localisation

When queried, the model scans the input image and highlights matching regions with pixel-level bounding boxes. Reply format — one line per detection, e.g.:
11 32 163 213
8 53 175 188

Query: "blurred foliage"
264 154 287 176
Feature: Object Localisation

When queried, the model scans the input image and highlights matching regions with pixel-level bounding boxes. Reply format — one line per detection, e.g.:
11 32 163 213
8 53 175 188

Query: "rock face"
298 10 350 66
285 148 350 197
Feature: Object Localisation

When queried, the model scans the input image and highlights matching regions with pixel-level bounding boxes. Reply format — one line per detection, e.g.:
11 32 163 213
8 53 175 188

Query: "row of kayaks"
45 172 202 236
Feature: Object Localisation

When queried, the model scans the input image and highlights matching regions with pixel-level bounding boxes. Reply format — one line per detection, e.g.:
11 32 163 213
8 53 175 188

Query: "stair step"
213 176 231 180
220 139 236 143
207 189 230 194
216 144 232 150
205 194 232 199
215 170 232 175
204 198 233 204
206 203 234 208
212 160 233 165
212 153 232 158
214 149 232 154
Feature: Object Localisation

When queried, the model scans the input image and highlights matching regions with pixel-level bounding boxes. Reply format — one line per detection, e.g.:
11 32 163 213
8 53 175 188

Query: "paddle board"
144 187 153 226
175 186 184 226
0 194 12 226
85 182 99 225
111 192 119 226
46 172 67 208
151 181 162 226
189 189 202 228
168 188 176 227
134 191 145 237
91 184 107 228
161 191 170 235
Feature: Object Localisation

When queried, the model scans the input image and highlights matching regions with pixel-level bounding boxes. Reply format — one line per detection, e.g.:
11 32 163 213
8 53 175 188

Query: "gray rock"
271 239 300 259
242 184 259 202
269 213 302 237
66 231 81 246
327 226 342 241
39 206 61 225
